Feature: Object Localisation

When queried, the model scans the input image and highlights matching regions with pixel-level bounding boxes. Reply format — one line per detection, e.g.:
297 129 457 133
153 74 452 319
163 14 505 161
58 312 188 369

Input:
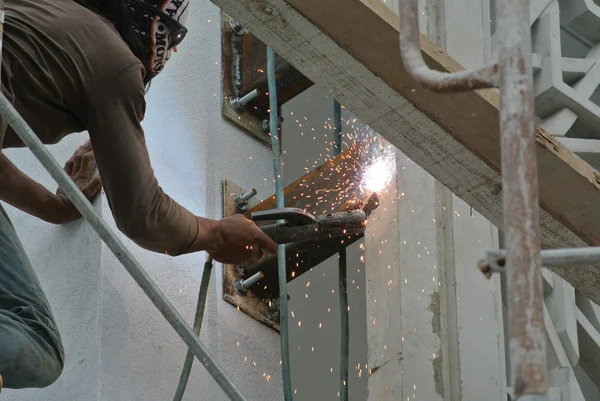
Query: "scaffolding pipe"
333 99 349 401
398 0 498 91
267 46 293 401
480 246 600 277
338 247 349 400
172 256 214 401
399 0 547 398
333 100 342 154
0 94 247 401
497 0 547 397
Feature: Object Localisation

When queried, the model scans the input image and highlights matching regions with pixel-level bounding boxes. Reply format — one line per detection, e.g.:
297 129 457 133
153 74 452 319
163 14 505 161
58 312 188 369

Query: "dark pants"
0 203 64 388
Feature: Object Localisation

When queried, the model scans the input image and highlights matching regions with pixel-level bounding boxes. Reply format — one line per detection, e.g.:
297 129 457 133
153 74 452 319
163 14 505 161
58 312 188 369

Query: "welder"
0 0 277 390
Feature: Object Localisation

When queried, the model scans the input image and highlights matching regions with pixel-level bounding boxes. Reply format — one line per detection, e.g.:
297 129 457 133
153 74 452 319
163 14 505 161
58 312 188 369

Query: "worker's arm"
84 63 276 261
0 149 101 224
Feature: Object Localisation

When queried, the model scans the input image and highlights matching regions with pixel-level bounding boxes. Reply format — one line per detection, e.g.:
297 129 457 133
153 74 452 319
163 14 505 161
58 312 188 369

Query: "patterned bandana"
127 0 190 79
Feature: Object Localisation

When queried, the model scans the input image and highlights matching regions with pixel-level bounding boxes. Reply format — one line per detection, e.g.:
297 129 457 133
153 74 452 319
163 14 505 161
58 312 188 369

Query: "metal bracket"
222 179 280 332
478 250 506 279
220 11 312 146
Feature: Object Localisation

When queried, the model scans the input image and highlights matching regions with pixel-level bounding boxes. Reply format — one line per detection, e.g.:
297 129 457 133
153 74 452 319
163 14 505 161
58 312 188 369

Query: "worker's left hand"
52 140 103 224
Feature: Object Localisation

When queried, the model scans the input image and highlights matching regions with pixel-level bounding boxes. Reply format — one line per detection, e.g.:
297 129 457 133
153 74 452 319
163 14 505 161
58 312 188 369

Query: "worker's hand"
52 140 103 224
206 214 278 264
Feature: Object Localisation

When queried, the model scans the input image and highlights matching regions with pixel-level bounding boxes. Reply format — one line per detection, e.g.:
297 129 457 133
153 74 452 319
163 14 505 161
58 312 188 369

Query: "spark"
362 157 394 192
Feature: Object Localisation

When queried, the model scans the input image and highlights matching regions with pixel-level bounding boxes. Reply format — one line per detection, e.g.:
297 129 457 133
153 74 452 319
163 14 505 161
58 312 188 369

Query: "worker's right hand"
205 214 278 264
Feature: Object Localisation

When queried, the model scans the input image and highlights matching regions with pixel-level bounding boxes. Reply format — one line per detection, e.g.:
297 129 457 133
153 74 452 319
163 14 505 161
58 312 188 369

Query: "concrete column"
366 0 506 400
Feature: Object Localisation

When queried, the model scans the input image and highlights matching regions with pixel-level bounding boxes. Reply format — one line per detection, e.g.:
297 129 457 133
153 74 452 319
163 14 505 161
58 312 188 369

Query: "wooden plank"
209 0 600 304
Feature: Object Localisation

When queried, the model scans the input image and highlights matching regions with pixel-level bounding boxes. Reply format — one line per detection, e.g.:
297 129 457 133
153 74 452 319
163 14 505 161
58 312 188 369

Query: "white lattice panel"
503 269 600 400
492 0 600 168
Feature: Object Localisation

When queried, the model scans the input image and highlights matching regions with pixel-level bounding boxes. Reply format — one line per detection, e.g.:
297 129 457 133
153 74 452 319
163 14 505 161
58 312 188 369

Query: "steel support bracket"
220 12 313 146
221 146 379 332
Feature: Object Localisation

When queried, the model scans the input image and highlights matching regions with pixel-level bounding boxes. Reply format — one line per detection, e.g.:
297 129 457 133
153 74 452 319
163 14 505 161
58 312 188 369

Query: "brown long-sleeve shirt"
0 0 200 255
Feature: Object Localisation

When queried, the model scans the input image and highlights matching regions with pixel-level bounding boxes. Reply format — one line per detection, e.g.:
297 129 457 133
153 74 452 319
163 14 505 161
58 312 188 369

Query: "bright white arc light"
364 158 393 192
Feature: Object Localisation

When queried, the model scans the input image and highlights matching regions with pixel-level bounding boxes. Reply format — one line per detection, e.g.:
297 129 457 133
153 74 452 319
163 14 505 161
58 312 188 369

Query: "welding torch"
252 207 368 245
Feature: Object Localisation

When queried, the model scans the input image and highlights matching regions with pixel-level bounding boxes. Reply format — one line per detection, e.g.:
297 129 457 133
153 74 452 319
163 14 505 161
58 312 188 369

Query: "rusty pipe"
398 0 498 91
497 0 547 397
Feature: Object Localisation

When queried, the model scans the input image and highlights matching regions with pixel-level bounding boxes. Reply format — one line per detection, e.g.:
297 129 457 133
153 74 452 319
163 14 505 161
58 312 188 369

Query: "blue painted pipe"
333 100 349 401
267 47 293 401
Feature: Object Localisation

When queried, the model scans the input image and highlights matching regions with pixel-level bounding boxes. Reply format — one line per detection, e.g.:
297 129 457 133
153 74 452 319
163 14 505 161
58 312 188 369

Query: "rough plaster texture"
364 1 506 400
2 2 283 400
0 0 518 400
1 3 372 400
2 133 103 401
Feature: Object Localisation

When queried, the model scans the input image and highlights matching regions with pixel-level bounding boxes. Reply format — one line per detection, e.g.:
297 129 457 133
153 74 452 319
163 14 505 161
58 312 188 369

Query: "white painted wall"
281 87 369 401
1 133 104 401
0 1 511 401
2 2 283 400
366 1 506 400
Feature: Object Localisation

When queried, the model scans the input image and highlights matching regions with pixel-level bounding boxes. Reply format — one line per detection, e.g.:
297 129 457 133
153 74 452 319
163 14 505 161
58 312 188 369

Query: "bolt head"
264 299 280 317
229 18 244 34
234 279 247 295
233 195 249 212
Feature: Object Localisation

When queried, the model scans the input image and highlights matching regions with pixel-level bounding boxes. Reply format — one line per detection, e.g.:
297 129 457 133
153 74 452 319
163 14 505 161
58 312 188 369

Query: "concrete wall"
282 87 369 401
0 1 509 401
2 2 282 400
365 0 507 400
2 133 104 401
1 2 369 401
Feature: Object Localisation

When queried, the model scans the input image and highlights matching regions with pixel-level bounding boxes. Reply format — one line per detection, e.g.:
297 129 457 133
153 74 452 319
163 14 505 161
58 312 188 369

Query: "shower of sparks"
362 154 395 193
222 95 410 393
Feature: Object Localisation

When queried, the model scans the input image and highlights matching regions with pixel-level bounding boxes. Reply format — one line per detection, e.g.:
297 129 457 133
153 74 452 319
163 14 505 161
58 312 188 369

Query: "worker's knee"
36 350 64 388
0 314 65 389
32 324 65 388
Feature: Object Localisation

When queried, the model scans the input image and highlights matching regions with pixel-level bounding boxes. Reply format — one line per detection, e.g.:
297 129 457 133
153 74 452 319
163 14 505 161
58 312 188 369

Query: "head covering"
127 0 190 79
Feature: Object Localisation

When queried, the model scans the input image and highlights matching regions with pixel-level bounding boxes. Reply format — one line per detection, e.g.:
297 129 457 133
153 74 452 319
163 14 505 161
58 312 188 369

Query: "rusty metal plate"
222 179 280 332
220 12 313 146
243 145 378 302
221 145 379 331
